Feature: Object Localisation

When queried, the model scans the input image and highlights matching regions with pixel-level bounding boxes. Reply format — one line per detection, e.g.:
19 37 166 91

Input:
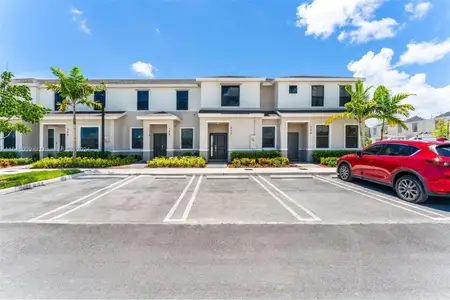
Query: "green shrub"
230 150 282 160
0 151 18 158
147 156 206 168
180 152 200 157
312 150 358 162
0 158 33 168
231 157 289 168
56 151 112 159
31 156 139 168
320 157 338 167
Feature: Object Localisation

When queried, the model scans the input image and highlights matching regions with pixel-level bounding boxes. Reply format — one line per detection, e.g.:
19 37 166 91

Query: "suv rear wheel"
395 175 428 203
338 163 353 182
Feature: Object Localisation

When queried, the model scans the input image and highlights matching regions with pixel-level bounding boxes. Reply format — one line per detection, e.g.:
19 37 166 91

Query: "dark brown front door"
288 132 299 161
59 133 66 151
210 133 228 160
153 133 167 157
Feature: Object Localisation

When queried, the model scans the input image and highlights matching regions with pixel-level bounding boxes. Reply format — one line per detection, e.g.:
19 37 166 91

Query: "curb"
82 170 337 176
0 172 86 195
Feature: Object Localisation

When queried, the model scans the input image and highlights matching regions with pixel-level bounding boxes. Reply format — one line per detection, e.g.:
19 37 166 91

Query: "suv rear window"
436 146 450 157
379 144 419 156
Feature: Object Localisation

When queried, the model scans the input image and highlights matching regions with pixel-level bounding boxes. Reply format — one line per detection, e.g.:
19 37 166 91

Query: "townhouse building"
3 76 361 162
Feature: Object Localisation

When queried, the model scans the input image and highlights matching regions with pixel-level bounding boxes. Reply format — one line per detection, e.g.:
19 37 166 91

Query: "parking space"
1 173 450 224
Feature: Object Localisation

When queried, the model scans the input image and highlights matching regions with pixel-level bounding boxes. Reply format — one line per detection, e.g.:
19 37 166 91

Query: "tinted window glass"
339 86 351 106
181 128 194 149
131 128 143 149
363 144 383 155
221 86 240 106
54 92 64 111
94 91 106 109
436 146 450 157
4 131 16 149
177 91 189 110
345 125 358 148
137 91 149 110
289 85 297 94
311 85 324 106
316 125 329 148
80 127 99 149
262 126 275 148
379 144 413 156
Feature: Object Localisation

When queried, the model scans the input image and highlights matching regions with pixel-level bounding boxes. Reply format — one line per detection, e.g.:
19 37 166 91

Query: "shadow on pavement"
348 178 450 213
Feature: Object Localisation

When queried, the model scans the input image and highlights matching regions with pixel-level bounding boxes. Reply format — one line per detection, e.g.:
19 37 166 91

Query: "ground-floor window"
345 125 359 148
47 128 55 150
181 128 194 149
131 128 143 149
316 125 329 148
262 126 276 148
80 127 99 149
3 131 16 149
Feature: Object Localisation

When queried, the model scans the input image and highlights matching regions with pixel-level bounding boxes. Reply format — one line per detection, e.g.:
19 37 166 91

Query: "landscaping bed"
31 155 141 168
0 170 81 189
0 158 33 168
228 151 292 168
319 157 338 167
147 156 206 168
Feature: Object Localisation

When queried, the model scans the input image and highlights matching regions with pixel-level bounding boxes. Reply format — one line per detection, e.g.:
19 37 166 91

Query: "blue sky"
1 0 449 117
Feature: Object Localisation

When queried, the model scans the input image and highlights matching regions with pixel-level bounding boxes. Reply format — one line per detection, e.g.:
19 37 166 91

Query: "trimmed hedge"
320 157 338 167
0 158 33 168
0 151 18 158
147 156 206 168
230 150 282 160
312 150 358 162
31 156 140 168
56 151 112 159
180 152 200 157
231 157 290 168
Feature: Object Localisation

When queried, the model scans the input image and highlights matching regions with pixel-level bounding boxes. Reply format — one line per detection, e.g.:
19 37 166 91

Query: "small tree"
45 67 105 159
0 71 48 140
432 119 450 139
373 85 415 140
326 80 375 148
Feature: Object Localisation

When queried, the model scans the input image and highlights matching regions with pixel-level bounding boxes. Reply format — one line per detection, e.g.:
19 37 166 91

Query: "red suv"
337 140 450 203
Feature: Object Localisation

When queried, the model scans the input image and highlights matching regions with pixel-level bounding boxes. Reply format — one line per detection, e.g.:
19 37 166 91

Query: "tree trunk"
359 120 365 149
72 106 77 160
380 119 385 140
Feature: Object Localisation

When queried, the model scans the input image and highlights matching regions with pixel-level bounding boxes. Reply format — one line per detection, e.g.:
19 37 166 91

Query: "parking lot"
1 174 450 225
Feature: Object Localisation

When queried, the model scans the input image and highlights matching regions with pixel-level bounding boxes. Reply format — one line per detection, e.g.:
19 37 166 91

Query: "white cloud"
339 18 398 43
295 0 398 43
398 39 450 66
405 1 432 20
131 61 156 78
71 7 91 35
348 48 450 120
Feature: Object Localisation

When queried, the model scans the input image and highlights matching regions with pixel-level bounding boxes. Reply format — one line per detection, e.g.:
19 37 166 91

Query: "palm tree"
46 67 105 159
373 85 415 140
326 80 374 148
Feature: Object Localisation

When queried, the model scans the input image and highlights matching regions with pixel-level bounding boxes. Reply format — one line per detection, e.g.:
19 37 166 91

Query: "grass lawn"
0 170 81 190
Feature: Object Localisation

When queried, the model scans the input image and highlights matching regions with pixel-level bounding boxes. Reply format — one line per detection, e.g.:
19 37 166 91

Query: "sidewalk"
81 166 337 176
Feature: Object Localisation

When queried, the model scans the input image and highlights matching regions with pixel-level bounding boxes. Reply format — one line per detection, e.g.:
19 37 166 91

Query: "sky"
1 0 449 120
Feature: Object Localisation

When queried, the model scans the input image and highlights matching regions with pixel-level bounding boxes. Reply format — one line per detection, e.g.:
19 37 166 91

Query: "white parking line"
258 176 321 221
49 175 144 220
164 176 196 222
314 175 449 221
251 176 318 222
181 175 203 221
316 175 450 219
29 176 131 221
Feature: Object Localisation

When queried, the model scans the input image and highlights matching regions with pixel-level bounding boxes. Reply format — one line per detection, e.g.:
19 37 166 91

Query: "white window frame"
78 126 100 150
0 131 18 150
344 124 360 149
262 125 277 150
180 127 195 150
130 127 144 150
315 124 331 149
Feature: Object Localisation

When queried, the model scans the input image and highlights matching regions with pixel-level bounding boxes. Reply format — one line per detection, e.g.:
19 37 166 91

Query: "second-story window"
137 91 149 110
289 85 297 94
339 85 351 106
412 123 418 132
221 86 240 107
311 85 324 106
94 91 106 109
54 92 64 111
177 90 189 110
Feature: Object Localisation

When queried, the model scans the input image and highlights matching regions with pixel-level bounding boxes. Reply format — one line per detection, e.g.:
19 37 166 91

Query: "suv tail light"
426 158 450 167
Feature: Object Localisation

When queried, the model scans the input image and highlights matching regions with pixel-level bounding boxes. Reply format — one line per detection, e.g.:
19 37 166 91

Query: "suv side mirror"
356 151 363 157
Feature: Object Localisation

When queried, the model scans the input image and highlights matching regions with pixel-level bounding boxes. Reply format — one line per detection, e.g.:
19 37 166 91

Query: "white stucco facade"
9 76 362 161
